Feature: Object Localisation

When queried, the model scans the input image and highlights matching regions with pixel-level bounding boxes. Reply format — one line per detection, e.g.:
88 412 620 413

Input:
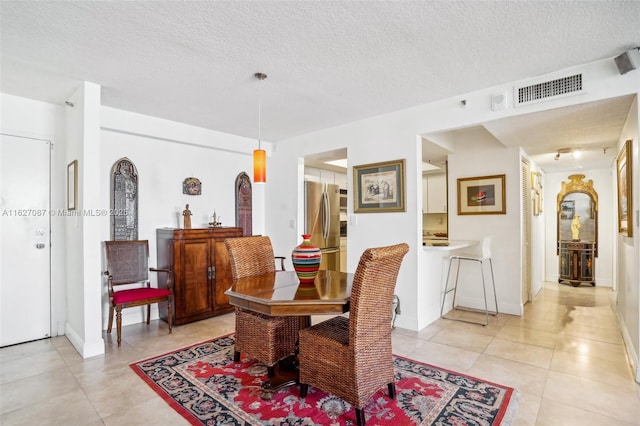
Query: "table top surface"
225 270 353 316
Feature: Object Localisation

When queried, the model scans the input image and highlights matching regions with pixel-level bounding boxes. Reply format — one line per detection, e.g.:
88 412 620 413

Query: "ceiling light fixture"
253 72 267 183
554 147 582 161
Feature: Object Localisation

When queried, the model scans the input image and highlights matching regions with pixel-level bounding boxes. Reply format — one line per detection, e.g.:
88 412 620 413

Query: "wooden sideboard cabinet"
156 227 243 325
558 240 596 287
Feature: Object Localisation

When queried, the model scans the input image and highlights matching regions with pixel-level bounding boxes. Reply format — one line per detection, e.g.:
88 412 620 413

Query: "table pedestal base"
260 355 299 400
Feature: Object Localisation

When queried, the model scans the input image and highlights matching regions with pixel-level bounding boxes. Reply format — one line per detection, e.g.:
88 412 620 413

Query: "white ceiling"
2 1 639 173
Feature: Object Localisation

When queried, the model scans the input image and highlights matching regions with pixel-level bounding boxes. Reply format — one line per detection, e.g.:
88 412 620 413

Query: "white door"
0 134 51 346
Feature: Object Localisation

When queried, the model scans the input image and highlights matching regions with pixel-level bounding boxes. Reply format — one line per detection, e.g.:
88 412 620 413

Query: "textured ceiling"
1 1 639 172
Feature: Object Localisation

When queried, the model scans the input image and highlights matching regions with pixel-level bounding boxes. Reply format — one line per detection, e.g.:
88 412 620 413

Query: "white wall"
99 107 267 328
615 96 639 381
447 140 523 316
543 169 615 287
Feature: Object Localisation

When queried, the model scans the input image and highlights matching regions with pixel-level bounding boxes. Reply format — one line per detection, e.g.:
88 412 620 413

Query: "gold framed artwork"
67 160 78 210
616 139 633 237
353 159 405 213
531 171 543 216
457 174 506 215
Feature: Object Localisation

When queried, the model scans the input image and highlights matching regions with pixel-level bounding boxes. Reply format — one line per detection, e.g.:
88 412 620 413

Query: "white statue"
571 215 581 240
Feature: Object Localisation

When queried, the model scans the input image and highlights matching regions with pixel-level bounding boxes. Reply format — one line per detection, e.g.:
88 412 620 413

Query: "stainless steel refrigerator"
305 181 341 271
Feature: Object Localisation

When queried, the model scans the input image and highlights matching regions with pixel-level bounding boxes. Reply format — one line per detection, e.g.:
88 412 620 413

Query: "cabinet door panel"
182 240 213 315
426 173 447 213
214 240 232 307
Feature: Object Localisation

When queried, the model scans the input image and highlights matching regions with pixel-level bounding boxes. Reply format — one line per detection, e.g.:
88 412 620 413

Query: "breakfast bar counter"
422 240 477 251
418 240 479 327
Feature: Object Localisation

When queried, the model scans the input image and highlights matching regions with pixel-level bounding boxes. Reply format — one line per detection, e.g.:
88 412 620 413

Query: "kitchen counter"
423 240 477 251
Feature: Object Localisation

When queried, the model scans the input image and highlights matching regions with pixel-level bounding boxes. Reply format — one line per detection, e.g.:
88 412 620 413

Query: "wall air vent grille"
515 73 583 107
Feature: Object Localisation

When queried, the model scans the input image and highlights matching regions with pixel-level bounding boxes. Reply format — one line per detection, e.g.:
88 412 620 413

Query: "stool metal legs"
440 256 498 326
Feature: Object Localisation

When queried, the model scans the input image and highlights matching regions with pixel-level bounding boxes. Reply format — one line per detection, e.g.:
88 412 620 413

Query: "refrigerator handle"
322 191 329 240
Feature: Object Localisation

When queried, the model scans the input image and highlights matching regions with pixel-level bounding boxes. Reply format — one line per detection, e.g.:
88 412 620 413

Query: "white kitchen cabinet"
425 173 447 213
334 172 347 190
304 167 347 189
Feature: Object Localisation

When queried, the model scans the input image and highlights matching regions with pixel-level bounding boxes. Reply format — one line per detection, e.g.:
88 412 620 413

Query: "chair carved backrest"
348 243 409 348
225 236 277 280
104 240 149 290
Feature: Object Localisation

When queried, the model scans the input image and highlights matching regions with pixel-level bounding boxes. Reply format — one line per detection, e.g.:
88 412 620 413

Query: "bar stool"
440 236 498 326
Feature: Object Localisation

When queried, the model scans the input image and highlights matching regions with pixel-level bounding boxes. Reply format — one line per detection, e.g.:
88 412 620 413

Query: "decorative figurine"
209 210 222 227
571 215 581 240
183 204 192 229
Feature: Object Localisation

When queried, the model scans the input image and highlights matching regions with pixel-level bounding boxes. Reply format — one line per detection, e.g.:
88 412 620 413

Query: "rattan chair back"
349 243 409 348
225 236 276 279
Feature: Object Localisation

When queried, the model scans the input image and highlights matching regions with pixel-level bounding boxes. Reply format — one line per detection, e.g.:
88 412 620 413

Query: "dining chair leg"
167 300 173 333
388 382 396 399
300 383 309 398
116 306 123 347
355 408 365 426
146 304 151 325
107 305 114 333
234 351 241 362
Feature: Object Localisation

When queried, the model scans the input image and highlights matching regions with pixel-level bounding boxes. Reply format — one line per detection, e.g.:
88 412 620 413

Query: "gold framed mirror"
556 174 598 255
556 174 598 287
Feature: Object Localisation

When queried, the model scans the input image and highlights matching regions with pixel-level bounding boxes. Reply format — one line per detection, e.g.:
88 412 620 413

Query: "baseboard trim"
615 308 640 384
65 322 105 359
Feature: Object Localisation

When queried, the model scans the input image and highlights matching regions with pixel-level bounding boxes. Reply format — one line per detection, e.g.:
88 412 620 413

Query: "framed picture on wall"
457 174 506 215
353 159 405 213
67 160 78 211
616 139 633 237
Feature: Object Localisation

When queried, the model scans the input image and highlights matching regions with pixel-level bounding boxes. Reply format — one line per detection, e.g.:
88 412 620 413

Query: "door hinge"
208 266 216 280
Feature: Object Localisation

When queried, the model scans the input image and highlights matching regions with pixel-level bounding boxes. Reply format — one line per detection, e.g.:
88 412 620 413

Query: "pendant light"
253 72 267 183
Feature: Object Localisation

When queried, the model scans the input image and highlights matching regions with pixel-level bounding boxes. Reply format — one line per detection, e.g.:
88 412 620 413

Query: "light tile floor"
1 282 639 425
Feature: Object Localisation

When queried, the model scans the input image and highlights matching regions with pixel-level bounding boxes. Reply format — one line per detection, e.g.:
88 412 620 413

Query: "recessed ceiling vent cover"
515 73 583 107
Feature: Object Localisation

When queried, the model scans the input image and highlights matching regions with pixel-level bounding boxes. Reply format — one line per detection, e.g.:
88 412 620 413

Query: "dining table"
224 269 354 397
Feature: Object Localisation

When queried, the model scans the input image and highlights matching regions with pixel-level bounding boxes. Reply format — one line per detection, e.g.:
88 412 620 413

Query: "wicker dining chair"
225 236 299 377
298 243 409 426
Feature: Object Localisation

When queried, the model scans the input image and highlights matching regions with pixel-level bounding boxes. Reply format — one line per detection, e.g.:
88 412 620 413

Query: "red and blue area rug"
130 334 518 425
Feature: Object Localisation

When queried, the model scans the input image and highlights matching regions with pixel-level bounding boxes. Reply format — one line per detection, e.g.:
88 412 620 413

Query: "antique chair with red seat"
225 235 299 377
103 240 173 347
298 243 409 426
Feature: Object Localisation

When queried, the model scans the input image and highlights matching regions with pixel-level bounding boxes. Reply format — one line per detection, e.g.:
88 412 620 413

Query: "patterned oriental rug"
130 334 518 425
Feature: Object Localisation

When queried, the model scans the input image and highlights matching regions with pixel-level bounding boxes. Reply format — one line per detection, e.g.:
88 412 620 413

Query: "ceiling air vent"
515 73 584 107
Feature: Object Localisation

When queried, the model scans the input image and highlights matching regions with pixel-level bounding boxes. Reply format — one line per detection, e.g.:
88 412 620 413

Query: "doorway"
1 134 51 346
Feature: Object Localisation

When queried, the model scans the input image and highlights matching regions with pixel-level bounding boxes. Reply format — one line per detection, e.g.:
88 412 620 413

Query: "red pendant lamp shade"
253 149 266 183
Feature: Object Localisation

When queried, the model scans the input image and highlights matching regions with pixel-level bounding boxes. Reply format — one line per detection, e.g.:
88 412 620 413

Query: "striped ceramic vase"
291 234 322 284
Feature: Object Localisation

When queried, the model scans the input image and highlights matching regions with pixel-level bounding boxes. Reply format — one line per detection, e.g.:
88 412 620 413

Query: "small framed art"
353 159 405 213
616 140 633 237
457 174 506 215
